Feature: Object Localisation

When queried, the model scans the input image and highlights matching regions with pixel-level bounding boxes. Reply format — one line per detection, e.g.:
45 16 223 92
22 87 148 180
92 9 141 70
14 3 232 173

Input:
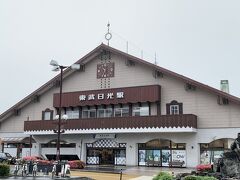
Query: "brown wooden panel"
53 85 161 108
24 114 197 132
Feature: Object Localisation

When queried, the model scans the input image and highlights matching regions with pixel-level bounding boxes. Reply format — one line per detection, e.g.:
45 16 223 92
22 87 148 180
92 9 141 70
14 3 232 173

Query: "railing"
24 114 197 131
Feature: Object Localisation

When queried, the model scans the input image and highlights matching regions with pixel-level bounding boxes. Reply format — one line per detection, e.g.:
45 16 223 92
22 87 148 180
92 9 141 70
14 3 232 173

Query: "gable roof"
1 43 240 121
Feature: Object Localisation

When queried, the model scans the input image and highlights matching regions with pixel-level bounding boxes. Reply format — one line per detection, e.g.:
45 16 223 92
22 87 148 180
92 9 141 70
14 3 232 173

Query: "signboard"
53 85 161 107
138 150 146 165
172 150 186 167
200 150 211 164
94 134 116 139
79 92 124 101
162 150 171 166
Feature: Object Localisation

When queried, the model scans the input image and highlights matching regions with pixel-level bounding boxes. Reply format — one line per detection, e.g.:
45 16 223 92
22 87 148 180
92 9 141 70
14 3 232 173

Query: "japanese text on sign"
79 92 124 101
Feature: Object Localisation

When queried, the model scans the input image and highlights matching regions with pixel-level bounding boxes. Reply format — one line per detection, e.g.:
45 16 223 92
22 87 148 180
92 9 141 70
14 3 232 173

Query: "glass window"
41 140 76 148
170 105 179 115
133 104 149 116
97 109 105 118
82 110 89 118
122 108 129 117
115 107 129 117
97 108 113 118
114 108 122 117
89 109 96 118
44 112 51 120
82 108 96 118
105 108 113 117
66 107 79 119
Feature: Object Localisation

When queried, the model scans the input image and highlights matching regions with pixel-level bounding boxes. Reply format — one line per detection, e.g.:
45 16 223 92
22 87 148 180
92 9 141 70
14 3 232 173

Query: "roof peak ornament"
105 22 112 46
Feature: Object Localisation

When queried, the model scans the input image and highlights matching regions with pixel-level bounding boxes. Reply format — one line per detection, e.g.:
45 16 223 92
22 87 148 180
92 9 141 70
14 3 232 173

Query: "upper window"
97 108 113 118
170 105 179 115
42 108 53 120
82 108 96 118
66 107 79 119
114 107 129 117
166 100 183 115
132 103 149 116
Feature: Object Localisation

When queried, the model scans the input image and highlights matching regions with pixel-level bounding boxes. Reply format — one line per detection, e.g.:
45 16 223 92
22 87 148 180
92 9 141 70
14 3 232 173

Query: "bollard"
44 167 47 175
120 169 123 180
56 163 61 176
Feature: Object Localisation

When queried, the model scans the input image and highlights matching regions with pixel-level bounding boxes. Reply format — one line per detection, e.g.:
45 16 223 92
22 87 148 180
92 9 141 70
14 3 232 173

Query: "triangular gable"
1 43 240 121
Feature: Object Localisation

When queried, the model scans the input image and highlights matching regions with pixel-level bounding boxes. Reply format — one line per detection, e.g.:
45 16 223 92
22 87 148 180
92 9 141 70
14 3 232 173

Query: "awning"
1 137 36 143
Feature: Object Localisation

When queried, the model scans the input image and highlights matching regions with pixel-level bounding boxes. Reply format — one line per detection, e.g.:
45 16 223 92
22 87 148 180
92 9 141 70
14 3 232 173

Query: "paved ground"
71 166 195 180
7 165 195 180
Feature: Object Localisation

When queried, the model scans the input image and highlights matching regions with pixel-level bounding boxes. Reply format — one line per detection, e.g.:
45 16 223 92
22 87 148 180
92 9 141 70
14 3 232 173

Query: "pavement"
72 165 195 180
6 165 195 180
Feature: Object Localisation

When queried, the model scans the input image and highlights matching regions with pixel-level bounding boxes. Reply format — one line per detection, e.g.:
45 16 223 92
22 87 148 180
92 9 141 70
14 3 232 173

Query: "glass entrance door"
99 149 114 165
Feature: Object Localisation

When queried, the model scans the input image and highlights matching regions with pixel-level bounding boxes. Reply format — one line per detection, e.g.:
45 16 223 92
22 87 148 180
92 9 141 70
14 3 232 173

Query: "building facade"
0 44 240 167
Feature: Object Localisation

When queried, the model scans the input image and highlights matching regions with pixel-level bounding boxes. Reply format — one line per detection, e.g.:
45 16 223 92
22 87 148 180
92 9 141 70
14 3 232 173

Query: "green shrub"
0 163 10 177
201 176 217 180
159 174 173 180
184 176 217 180
152 176 159 180
153 171 173 180
184 175 202 180
157 171 171 177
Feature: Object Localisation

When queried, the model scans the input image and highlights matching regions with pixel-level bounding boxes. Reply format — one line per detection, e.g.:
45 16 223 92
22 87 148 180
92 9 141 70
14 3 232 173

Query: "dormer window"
42 108 53 120
166 100 183 115
170 105 179 115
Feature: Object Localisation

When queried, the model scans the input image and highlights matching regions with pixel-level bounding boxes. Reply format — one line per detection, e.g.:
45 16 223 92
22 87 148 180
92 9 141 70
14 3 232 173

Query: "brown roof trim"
100 44 240 104
0 44 103 121
1 43 240 121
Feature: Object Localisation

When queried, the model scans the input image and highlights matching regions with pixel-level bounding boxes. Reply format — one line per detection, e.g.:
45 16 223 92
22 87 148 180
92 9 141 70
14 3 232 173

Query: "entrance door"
99 149 114 165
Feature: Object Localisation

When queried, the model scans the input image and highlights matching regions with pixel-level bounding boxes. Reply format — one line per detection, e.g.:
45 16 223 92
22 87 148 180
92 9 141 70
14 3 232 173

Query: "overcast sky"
0 0 240 114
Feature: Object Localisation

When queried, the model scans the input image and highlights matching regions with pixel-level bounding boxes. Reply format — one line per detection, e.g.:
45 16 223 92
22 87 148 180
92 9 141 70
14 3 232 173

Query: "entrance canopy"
1 137 36 143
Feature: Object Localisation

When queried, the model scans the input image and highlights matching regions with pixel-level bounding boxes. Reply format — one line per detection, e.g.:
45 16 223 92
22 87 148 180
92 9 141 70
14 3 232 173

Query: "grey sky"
0 0 239 114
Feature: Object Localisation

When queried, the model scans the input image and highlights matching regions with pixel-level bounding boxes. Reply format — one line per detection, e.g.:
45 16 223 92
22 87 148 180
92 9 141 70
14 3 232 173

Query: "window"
114 106 129 117
170 105 179 115
42 108 53 120
41 140 76 148
44 112 51 120
97 108 113 118
166 100 183 115
132 103 149 116
66 107 79 119
82 108 96 118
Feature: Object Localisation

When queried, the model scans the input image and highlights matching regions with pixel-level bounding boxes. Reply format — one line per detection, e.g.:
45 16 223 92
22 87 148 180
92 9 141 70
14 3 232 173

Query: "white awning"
1 137 36 143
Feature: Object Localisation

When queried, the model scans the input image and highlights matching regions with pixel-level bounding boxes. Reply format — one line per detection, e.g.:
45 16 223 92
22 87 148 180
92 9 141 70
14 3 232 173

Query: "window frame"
166 100 183 115
42 108 53 120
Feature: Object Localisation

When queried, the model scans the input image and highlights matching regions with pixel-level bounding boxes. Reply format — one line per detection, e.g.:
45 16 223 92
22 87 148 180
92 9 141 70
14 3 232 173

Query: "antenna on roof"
154 52 158 65
105 22 112 46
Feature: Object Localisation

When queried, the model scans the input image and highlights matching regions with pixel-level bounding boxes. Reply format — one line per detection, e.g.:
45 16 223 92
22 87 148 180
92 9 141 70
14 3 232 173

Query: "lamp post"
50 60 80 175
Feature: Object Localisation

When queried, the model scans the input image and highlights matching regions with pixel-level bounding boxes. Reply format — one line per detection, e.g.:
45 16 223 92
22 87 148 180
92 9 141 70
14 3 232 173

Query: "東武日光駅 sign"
53 85 161 107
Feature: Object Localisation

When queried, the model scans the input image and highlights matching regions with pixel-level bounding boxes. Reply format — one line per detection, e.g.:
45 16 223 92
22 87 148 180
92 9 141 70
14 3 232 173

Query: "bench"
169 161 184 167
146 160 161 166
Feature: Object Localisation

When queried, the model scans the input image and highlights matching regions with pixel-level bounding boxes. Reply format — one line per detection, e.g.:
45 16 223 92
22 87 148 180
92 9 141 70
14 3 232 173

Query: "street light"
50 60 80 171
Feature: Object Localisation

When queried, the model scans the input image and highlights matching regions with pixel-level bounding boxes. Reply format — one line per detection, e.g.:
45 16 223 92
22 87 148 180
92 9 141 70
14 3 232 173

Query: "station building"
0 44 240 167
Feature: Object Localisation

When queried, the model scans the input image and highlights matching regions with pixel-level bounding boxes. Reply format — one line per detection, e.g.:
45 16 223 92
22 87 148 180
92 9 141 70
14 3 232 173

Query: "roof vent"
185 83 196 91
13 109 21 116
217 96 229 105
153 70 163 78
220 80 229 93
125 59 135 66
31 95 40 103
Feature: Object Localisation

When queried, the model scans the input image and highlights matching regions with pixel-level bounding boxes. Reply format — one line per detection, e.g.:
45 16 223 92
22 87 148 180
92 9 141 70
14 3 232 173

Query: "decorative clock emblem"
97 62 115 79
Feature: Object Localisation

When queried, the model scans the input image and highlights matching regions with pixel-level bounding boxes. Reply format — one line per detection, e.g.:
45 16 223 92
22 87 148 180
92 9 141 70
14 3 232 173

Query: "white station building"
0 44 240 167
